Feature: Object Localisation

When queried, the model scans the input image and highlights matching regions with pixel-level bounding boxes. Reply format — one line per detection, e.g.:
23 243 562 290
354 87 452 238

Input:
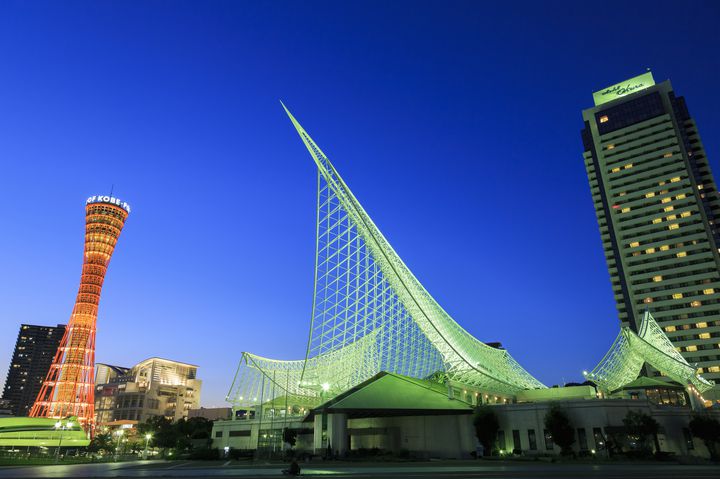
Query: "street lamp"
54 420 73 463
143 433 152 460
113 429 124 461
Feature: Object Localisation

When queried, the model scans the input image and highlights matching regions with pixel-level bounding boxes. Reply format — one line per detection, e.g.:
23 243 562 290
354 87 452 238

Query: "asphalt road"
0 460 718 478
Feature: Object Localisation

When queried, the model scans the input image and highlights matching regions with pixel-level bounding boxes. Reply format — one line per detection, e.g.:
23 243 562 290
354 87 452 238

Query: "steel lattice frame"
226 106 546 411
585 310 715 393
30 197 130 434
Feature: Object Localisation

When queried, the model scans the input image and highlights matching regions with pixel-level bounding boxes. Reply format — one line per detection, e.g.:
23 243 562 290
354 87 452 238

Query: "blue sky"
1 1 719 406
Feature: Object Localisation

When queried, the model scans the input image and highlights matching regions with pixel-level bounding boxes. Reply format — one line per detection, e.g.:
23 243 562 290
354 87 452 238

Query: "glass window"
683 428 694 450
527 429 537 451
497 430 506 451
593 428 605 450
600 115 609 123
512 430 521 452
544 429 554 451
577 428 588 451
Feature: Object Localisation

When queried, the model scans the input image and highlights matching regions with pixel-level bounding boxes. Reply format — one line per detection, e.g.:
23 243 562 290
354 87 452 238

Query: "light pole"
143 433 152 460
113 429 124 461
54 420 73 463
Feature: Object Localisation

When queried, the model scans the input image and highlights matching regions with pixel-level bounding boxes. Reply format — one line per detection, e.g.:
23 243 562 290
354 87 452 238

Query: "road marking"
165 461 188 469
222 460 232 466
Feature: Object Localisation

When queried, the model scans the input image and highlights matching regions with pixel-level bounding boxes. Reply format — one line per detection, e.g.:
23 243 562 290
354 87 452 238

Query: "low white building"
212 372 719 459
95 357 201 425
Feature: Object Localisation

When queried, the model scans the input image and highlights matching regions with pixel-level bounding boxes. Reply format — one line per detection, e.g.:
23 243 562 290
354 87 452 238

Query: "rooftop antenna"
109 184 114 197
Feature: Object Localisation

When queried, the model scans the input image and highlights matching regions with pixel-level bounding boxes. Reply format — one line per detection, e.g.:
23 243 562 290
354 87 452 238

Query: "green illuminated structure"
585 310 714 394
227 106 545 411
227 105 714 413
0 416 89 447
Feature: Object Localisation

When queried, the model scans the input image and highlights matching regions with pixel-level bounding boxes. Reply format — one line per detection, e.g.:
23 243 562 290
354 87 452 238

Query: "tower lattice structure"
29 196 130 432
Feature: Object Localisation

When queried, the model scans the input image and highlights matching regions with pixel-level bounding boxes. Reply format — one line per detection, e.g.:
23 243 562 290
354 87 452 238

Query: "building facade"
581 73 720 399
94 357 201 426
1 324 66 417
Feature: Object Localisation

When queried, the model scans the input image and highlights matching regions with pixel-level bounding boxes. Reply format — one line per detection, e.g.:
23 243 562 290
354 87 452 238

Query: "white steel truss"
585 310 714 393
226 106 546 411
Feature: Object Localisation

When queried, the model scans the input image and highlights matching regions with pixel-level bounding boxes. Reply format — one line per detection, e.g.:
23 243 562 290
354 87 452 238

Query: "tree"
139 416 178 454
473 406 499 456
544 405 575 455
689 414 720 460
283 427 298 448
87 432 113 454
623 410 660 454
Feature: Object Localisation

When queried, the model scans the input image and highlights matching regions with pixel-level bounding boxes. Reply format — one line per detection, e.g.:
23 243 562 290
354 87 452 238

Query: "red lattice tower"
29 195 130 434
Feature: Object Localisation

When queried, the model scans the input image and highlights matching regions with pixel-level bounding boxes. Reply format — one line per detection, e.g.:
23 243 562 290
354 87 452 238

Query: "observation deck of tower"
30 195 130 433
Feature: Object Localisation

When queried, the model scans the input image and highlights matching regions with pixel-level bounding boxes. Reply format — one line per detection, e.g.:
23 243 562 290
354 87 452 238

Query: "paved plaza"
0 460 718 478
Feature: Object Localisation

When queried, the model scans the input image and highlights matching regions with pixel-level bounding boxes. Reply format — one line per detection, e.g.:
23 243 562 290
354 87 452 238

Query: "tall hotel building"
582 72 720 399
1 324 66 417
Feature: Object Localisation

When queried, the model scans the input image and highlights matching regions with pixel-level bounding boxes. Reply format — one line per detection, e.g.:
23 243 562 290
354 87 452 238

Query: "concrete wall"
346 415 475 459
491 399 719 458
211 400 720 459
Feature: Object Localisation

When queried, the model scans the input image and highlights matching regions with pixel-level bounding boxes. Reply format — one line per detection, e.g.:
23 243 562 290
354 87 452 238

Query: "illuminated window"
629 241 640 248
709 366 720 373
699 333 711 339
690 300 702 307
611 167 621 173
661 197 671 204
697 322 708 328
653 275 663 282
677 251 687 257
663 152 673 158
703 289 714 295
673 293 684 299
624 163 633 169
660 245 670 251
687 345 698 352
618 191 627 197
698 184 704 190
645 248 656 254
665 325 677 332
669 223 680 230
681 211 691 218
600 115 609 123
607 144 615 150
670 177 681 183
644 297 653 304
621 207 630 213
653 218 662 224
645 192 655 198
664 206 674 212
659 181 666 186
676 194 686 200
667 215 677 221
